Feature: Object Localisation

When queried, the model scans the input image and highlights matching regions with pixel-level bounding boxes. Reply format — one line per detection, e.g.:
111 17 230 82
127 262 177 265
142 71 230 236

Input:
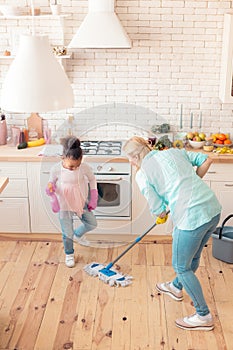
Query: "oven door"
94 174 131 219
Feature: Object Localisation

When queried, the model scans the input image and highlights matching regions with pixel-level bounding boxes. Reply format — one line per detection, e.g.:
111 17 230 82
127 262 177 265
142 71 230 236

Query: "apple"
186 132 194 140
193 136 201 142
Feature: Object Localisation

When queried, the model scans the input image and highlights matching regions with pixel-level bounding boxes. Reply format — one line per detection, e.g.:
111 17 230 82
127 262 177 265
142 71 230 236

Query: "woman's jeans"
59 208 97 255
172 213 220 316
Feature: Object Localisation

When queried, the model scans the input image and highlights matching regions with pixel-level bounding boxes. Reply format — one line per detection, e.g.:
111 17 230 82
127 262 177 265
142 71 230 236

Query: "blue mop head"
83 262 105 276
84 262 133 287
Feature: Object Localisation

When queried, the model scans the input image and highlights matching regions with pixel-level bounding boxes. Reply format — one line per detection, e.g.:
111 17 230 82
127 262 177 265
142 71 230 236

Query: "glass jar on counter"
28 128 38 141
203 137 214 152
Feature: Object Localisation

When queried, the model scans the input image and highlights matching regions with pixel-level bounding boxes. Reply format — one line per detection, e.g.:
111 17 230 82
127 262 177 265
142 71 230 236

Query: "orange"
224 139 232 145
215 139 224 144
218 133 227 141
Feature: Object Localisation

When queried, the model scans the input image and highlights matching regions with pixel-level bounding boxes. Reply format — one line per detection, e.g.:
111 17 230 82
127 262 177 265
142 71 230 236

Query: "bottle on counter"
203 137 214 152
28 128 38 141
42 119 51 144
23 121 29 143
10 126 20 146
23 128 29 143
0 110 7 145
19 128 25 144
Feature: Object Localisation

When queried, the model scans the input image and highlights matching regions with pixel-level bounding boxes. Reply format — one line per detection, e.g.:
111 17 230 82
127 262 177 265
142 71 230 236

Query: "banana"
27 138 45 147
215 146 233 154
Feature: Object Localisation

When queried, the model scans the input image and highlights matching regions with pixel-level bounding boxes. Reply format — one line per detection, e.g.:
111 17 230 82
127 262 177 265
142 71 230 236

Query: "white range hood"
68 0 131 49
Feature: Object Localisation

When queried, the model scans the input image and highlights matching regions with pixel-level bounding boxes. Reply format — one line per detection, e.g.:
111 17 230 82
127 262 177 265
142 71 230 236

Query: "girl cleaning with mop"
123 136 221 331
46 136 98 268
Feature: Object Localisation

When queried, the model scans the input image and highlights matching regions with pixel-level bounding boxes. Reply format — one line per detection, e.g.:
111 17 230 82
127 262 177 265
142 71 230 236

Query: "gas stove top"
80 141 122 156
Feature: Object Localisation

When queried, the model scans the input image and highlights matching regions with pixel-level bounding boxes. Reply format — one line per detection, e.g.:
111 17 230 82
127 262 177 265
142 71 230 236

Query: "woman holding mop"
123 136 221 331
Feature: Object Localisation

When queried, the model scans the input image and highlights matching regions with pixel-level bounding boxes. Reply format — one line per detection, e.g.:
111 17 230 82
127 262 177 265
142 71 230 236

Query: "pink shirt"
49 161 97 217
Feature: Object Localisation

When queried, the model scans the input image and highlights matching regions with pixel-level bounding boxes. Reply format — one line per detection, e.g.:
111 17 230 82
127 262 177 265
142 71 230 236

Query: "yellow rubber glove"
156 214 168 225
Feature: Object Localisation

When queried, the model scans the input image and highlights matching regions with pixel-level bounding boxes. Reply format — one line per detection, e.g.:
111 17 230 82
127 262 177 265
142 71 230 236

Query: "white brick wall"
0 0 233 140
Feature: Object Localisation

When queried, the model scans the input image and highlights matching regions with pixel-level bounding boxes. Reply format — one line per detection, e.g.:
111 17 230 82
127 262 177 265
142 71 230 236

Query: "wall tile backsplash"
1 0 233 140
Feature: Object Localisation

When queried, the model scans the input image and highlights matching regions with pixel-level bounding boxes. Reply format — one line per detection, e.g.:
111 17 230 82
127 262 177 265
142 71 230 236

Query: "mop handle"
105 210 170 270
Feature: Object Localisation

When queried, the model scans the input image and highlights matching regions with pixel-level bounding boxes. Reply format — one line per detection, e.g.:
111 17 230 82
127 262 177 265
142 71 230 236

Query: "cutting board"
27 113 43 139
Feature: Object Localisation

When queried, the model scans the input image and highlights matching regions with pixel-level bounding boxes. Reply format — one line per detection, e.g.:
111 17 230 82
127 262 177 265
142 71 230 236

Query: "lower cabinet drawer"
0 162 27 178
0 198 30 233
0 179 28 198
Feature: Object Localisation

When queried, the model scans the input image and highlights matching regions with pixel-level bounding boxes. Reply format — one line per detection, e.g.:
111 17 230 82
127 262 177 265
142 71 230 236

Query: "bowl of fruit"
186 132 206 149
211 133 232 148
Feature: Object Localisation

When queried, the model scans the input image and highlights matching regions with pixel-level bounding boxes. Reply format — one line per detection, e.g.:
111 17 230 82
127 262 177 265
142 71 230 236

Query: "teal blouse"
135 148 221 230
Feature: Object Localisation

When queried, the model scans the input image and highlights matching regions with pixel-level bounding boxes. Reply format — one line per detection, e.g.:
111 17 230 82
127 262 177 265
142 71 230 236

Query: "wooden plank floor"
0 237 232 350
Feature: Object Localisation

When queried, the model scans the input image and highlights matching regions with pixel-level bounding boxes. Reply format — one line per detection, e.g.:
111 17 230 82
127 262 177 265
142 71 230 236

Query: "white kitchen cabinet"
205 163 233 226
27 162 60 233
0 198 30 232
0 162 30 232
219 13 233 103
211 181 233 224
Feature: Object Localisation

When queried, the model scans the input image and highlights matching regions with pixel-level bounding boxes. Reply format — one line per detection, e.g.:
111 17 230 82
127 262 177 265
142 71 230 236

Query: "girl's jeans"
59 208 97 255
172 213 220 316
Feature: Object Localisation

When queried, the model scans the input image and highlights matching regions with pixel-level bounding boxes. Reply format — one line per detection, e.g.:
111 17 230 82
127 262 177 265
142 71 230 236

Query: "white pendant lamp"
1 35 74 113
68 0 131 49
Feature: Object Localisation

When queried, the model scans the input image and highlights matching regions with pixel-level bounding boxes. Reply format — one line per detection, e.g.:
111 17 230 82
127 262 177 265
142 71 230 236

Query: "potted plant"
50 0 61 15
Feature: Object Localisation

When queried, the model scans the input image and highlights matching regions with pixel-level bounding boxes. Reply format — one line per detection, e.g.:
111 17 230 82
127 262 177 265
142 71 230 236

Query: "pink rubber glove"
46 182 56 195
46 182 60 213
87 189 98 211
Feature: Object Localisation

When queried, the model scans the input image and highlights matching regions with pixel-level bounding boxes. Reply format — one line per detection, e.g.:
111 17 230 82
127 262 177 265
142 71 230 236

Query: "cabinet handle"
207 171 217 174
42 171 50 174
225 184 233 187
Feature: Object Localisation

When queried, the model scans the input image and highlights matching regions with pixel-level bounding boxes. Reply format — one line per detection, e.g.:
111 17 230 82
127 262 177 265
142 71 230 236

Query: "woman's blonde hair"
123 136 152 168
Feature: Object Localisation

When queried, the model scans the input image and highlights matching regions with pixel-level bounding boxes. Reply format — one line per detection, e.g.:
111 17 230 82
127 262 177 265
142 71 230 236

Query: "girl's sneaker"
175 313 214 331
156 281 183 301
65 254 75 268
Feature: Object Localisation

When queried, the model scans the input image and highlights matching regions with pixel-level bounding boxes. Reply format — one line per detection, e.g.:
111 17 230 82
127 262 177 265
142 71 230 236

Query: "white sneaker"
156 281 183 301
175 313 214 331
65 254 75 268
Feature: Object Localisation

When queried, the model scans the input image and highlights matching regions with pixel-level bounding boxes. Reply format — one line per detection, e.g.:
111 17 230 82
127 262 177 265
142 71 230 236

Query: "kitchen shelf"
219 13 233 103
0 13 72 68
0 53 72 70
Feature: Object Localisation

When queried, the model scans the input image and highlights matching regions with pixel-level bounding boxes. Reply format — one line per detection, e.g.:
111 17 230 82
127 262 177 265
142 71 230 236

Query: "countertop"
0 177 9 193
188 148 233 163
0 144 233 163
0 145 129 163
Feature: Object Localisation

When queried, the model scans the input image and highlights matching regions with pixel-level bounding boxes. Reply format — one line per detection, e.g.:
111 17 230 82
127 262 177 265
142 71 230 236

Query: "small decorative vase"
50 4 61 15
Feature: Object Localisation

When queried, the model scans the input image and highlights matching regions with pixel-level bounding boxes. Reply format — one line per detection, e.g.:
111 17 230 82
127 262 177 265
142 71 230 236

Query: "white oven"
89 161 131 220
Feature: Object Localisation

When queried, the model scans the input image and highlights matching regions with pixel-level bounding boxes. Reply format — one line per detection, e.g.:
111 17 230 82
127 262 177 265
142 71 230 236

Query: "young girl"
123 136 221 331
46 136 98 268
